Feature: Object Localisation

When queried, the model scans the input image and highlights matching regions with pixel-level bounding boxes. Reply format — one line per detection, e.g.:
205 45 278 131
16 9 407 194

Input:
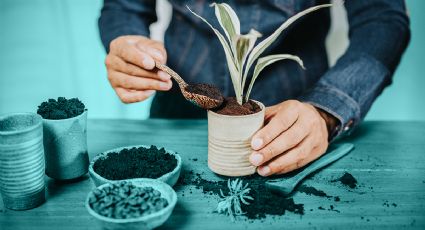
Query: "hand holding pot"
249 100 337 176
105 35 172 103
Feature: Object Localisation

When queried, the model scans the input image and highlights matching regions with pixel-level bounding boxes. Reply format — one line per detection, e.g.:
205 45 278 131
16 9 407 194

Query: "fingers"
109 71 172 91
105 55 171 81
136 39 167 64
251 100 301 151
114 88 156 104
275 144 327 175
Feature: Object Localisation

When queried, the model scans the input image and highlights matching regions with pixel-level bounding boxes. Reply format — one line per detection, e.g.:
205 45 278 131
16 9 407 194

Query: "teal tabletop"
1 119 424 229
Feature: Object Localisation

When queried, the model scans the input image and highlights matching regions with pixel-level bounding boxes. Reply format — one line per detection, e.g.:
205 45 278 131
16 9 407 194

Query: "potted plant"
188 3 331 176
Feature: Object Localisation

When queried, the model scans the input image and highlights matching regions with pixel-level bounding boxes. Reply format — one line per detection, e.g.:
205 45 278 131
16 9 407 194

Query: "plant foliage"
216 179 253 221
188 3 332 104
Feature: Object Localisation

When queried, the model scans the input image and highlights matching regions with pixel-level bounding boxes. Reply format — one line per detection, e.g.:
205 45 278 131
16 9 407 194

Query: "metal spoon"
155 61 224 110
265 143 354 196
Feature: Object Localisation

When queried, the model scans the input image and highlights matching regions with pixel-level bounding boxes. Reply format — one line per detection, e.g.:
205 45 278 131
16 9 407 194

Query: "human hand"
105 35 172 103
249 100 334 176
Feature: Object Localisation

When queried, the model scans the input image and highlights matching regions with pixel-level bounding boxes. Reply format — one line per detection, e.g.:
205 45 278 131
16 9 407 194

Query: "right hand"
105 35 172 103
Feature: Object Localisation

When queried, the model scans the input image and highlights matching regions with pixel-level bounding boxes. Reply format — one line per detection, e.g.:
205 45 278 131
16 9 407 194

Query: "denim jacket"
99 0 410 137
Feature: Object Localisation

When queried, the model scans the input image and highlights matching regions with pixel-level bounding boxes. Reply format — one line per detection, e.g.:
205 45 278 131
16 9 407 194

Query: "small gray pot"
0 112 46 210
42 110 89 180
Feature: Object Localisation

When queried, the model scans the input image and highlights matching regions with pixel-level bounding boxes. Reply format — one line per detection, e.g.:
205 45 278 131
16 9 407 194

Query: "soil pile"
213 97 261 115
185 84 223 101
37 97 85 120
178 172 304 219
332 172 357 189
93 146 177 180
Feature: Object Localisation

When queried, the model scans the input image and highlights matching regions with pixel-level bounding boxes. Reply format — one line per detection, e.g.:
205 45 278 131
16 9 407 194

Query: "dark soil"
37 97 85 120
93 145 177 180
213 97 261 115
298 185 331 198
185 84 223 101
178 172 304 219
332 172 358 189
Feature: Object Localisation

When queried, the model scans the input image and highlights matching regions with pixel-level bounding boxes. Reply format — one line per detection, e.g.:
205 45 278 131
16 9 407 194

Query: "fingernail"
158 71 171 80
250 152 263 166
159 82 171 90
142 57 154 69
146 48 164 61
251 138 263 150
145 90 156 96
257 166 270 176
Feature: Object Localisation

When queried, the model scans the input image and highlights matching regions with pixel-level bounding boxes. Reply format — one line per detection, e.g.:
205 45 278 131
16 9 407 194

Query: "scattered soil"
37 97 85 120
93 145 177 180
332 172 358 189
185 84 224 101
298 185 331 198
213 97 261 116
178 171 304 219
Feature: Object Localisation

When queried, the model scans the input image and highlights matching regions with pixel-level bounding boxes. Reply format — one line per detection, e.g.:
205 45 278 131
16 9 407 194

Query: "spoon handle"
155 61 188 88
292 143 354 185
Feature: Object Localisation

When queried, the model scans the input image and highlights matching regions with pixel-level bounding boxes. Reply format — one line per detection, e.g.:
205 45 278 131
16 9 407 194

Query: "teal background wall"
0 0 423 120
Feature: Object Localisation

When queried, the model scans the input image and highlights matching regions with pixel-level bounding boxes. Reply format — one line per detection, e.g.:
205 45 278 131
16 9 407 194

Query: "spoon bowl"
155 62 224 109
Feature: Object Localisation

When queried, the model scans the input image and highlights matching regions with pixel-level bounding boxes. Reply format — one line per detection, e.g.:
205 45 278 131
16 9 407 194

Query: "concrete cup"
42 110 89 180
0 112 46 210
207 101 265 176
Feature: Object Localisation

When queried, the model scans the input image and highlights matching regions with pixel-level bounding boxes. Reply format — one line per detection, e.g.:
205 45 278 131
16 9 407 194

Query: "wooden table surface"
1 119 425 229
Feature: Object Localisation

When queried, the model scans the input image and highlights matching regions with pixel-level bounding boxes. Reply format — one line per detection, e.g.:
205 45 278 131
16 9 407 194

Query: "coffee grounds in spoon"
185 84 223 101
93 145 177 180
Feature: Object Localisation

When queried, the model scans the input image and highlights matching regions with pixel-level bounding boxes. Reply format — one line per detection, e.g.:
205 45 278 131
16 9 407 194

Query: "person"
98 0 410 177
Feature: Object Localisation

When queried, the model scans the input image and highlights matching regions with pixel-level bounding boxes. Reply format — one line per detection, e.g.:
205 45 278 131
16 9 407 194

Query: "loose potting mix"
93 146 177 180
37 97 85 120
88 181 168 219
213 97 261 116
185 83 224 101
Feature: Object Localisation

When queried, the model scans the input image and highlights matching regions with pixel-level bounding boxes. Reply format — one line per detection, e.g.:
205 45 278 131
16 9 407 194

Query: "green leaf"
245 54 305 101
242 3 332 100
211 3 240 45
187 6 243 104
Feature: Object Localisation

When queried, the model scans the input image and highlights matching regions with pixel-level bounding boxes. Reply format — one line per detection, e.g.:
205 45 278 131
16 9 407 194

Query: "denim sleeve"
299 0 410 137
98 0 157 53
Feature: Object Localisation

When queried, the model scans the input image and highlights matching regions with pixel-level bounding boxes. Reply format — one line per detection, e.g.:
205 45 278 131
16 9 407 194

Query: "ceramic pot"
0 112 46 210
42 110 89 180
207 101 265 176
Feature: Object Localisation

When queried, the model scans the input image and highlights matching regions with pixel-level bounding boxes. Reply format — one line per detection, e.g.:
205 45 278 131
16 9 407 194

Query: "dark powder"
185 84 223 101
213 97 261 116
332 172 358 189
298 185 331 198
178 172 304 219
93 146 177 180
37 97 85 120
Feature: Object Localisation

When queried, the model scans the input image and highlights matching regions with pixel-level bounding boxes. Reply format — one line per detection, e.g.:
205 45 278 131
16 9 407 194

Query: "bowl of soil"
86 179 177 230
89 145 182 187
208 98 265 177
37 97 89 180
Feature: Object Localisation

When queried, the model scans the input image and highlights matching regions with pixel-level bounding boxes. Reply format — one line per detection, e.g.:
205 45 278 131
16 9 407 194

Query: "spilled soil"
331 172 358 189
93 145 177 180
213 97 261 115
37 97 85 120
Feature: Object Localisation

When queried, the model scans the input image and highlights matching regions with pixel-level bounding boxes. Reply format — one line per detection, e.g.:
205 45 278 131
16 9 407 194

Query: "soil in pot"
37 97 85 120
213 97 261 116
93 146 177 180
88 181 168 219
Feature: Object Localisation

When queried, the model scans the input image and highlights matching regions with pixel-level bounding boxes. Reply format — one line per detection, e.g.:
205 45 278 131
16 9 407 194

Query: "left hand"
249 100 331 176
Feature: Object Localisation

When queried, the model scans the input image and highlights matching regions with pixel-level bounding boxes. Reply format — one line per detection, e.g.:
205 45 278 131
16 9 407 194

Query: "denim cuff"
299 84 361 139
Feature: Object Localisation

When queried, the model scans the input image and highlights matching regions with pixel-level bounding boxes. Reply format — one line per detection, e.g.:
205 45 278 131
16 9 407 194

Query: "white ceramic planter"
207 101 265 177
42 110 89 180
0 113 46 210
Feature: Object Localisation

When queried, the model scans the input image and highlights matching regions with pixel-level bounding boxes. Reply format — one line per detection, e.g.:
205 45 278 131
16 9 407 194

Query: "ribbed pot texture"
42 110 89 180
0 113 46 210
207 101 265 177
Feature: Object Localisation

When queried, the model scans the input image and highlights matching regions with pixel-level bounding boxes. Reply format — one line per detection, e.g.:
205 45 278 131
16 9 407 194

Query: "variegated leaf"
242 4 332 86
245 54 305 101
187 6 243 104
211 3 240 45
